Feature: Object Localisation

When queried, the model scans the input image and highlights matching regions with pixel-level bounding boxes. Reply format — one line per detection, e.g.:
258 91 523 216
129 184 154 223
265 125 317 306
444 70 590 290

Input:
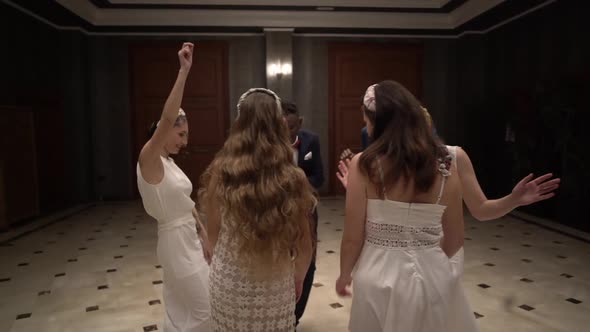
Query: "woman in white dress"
337 80 476 331
136 42 212 331
336 108 560 280
199 88 317 332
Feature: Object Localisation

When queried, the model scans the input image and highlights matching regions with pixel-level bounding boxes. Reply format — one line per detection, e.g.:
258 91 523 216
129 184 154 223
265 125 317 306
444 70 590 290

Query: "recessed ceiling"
5 0 554 36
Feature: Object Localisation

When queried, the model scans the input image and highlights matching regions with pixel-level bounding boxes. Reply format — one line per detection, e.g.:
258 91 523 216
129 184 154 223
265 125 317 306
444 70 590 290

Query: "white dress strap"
435 146 455 204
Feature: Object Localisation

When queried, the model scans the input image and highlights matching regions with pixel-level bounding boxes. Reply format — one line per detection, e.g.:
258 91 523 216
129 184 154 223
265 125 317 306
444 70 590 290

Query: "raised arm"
138 42 194 169
457 147 560 221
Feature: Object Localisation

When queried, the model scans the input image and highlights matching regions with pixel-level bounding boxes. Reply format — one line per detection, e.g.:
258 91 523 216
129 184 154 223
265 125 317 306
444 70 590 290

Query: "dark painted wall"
456 0 589 230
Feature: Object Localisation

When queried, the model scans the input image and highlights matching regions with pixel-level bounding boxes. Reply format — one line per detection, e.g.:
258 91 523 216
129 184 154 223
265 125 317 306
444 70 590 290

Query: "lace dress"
210 219 296 332
348 146 478 332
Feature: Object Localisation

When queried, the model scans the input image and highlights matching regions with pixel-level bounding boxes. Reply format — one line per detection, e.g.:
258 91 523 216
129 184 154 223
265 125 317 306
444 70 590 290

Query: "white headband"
236 88 282 118
157 108 186 127
363 84 378 113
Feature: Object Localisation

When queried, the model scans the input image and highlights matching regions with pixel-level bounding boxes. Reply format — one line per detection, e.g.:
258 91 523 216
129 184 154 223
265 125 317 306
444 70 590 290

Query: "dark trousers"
295 209 318 325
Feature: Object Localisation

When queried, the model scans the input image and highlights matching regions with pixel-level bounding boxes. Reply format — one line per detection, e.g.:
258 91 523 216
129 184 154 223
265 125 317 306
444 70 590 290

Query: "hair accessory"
363 84 378 112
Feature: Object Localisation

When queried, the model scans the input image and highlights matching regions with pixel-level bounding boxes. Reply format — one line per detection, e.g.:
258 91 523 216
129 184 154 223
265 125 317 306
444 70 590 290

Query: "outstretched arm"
457 147 560 221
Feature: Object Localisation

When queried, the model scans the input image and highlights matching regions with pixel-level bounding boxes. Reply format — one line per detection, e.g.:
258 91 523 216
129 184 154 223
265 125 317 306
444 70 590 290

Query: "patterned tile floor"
0 198 589 331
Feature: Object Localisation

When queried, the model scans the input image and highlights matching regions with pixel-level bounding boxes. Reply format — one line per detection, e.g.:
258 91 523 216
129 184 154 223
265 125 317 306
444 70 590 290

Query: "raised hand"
178 42 194 72
336 158 352 189
340 148 354 161
511 173 561 207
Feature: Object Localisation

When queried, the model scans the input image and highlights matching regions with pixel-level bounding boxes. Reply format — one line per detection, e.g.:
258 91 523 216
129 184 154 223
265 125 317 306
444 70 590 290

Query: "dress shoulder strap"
435 146 454 204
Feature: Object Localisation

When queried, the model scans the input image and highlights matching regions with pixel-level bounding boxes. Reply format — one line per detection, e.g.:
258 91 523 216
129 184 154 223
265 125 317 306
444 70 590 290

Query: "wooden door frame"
328 42 423 194
128 40 230 198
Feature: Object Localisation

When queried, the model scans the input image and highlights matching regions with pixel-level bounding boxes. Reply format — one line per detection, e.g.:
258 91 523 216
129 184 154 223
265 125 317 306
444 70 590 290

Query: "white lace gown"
137 156 210 331
349 147 478 332
210 220 296 332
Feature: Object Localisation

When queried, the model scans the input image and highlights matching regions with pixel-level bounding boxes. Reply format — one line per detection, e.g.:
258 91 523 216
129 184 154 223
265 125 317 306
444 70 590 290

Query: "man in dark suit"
282 101 324 326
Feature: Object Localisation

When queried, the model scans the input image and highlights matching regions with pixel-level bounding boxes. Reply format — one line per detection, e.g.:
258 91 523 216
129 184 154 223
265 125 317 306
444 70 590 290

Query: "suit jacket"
296 129 324 190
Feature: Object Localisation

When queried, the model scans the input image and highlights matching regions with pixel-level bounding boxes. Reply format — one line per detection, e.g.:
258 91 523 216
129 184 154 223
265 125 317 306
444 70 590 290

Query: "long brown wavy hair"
199 90 316 274
359 80 447 194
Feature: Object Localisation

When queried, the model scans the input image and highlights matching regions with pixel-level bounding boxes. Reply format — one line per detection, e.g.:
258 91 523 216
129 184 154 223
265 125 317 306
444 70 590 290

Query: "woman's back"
349 146 477 332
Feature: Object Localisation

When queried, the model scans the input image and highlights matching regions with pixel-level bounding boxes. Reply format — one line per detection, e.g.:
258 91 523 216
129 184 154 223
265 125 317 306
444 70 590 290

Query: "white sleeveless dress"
137 156 210 332
349 146 478 332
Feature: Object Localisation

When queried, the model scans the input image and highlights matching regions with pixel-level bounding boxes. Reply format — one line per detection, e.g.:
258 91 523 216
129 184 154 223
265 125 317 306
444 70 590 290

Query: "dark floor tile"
566 298 582 304
560 273 573 278
86 305 99 312
130 227 137 230
521 259 532 263
107 268 117 273
47 241 56 244
38 290 51 296
149 299 161 306
16 313 31 320
68 259 78 263
87 238 95 241
94 230 102 233
57 232 65 235
331 208 337 211
470 226 478 230
474 312 484 319
312 283 324 288
496 224 505 228
557 255 567 259
465 237 472 240
520 278 534 283
335 229 342 232
55 273 66 277
79 247 87 251
489 247 500 251
494 235 503 238
155 265 162 269
98 285 109 290
125 236 133 239
0 243 13 247
326 250 335 254
34 250 43 254
519 304 535 311
523 232 532 235
153 280 163 285
484 263 495 267
478 283 491 289
18 263 29 267
329 302 343 309
324 222 331 225
553 240 563 244
120 245 129 248
522 244 532 247
114 255 124 259
143 325 158 332
0 278 11 282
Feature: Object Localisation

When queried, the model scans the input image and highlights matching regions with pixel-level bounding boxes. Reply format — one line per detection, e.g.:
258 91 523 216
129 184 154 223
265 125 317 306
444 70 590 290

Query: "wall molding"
3 0 556 38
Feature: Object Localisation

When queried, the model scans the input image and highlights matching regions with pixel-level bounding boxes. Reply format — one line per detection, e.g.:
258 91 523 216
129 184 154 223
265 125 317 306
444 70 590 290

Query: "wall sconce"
268 62 292 79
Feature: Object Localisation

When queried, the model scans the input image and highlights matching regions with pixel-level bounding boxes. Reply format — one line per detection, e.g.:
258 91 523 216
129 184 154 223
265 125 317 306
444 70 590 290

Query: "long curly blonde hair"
199 90 316 274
